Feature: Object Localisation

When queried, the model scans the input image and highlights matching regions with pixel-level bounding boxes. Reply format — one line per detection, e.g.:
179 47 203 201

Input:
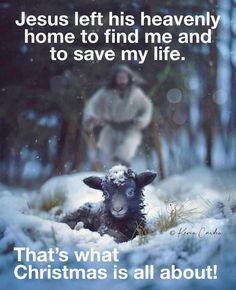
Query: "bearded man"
83 65 153 166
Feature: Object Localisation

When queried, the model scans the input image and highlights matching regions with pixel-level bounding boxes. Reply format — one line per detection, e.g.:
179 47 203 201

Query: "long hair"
106 64 145 89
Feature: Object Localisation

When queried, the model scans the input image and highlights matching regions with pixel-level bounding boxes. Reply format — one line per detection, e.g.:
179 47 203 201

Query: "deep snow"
0 166 236 290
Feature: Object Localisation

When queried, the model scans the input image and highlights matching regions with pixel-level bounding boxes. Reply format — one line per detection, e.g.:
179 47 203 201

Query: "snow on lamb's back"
105 165 135 185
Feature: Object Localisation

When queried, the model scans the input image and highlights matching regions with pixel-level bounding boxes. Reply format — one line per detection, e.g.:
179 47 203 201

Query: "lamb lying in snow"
61 165 157 243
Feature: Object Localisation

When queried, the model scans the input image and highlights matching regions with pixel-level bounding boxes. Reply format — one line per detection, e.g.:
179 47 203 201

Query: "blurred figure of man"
83 64 153 167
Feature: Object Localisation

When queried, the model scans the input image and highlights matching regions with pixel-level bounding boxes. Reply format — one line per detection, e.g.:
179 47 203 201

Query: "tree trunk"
229 0 236 167
202 0 218 167
54 118 69 175
72 123 84 171
151 110 164 179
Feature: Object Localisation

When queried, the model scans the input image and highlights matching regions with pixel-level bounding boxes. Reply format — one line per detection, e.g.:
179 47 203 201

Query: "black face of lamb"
102 178 144 220
62 169 157 242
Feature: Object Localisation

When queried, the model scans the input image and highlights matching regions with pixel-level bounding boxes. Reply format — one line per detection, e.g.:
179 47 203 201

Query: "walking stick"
83 129 102 172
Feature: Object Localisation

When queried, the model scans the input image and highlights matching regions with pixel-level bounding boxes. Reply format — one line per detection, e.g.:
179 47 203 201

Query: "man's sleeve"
135 88 153 129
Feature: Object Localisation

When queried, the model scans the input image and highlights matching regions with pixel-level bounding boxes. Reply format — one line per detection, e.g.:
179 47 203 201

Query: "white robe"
83 86 153 163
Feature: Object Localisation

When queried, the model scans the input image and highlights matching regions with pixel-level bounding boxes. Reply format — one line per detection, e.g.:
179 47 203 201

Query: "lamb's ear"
83 176 103 190
135 171 157 188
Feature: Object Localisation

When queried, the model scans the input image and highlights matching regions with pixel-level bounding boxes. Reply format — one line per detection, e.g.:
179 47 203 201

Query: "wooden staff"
83 129 102 172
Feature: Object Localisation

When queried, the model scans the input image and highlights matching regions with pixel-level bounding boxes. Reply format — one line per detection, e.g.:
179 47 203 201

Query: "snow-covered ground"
0 166 236 290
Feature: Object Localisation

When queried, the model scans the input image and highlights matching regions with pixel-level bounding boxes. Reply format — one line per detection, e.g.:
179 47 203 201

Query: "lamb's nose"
113 207 123 213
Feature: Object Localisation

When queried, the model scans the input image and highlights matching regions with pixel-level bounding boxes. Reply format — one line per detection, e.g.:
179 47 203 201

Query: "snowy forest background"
1 1 236 290
0 0 236 186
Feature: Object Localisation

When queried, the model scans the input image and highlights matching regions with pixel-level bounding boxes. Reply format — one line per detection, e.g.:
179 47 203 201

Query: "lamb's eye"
126 188 135 198
103 190 110 199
